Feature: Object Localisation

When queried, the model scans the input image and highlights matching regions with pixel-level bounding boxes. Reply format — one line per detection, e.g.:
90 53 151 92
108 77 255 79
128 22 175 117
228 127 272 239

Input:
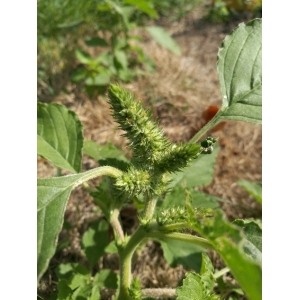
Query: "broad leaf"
237 180 262 204
160 239 204 272
37 102 83 173
169 145 219 188
81 219 109 267
217 19 262 124
146 26 181 55
37 166 122 281
189 209 262 300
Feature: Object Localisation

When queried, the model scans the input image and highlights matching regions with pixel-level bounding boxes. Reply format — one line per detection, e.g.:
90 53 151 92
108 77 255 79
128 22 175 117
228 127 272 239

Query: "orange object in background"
203 105 226 133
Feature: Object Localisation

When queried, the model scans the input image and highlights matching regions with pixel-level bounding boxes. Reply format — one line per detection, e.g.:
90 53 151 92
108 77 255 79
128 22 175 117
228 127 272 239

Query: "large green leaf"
37 166 122 282
169 145 219 188
217 19 262 124
146 26 181 55
189 209 262 300
37 102 83 173
190 19 262 144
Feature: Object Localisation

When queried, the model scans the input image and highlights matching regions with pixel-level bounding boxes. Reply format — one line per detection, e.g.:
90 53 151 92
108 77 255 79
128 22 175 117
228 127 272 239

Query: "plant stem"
117 225 214 299
189 109 223 143
213 267 230 279
146 231 214 250
118 226 146 300
110 208 124 242
142 195 157 221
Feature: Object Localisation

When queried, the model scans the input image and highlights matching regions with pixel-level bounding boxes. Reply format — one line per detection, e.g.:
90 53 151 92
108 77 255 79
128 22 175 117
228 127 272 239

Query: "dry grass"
38 5 261 299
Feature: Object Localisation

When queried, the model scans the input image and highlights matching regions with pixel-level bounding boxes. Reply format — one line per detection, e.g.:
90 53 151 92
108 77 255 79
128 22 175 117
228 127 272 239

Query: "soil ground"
37 4 262 299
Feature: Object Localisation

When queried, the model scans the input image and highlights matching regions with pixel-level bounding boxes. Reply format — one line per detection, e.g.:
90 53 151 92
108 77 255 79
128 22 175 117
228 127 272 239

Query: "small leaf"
57 279 74 300
83 141 129 163
146 26 181 55
169 145 219 188
93 269 118 289
176 272 219 300
114 50 128 69
75 49 93 64
124 0 158 18
160 239 204 272
85 74 110 86
237 180 262 203
85 37 109 47
161 186 223 210
81 219 109 267
37 102 83 173
217 19 262 124
56 263 90 280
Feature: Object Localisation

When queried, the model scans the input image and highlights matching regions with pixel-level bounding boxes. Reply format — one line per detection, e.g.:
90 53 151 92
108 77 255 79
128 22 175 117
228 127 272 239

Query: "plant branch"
189 110 223 143
110 208 125 242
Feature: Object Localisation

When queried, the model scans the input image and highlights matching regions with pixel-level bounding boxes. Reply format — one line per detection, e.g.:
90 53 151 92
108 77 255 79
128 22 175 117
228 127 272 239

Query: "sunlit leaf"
37 103 83 173
217 19 262 124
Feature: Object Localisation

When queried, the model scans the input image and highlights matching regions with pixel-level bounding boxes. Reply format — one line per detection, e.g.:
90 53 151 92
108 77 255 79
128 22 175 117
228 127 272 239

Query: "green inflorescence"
108 84 211 199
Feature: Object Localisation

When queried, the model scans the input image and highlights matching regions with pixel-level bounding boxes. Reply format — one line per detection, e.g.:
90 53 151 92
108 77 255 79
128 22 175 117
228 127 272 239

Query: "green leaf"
199 253 216 292
217 19 262 124
57 279 74 300
190 209 262 300
146 26 181 55
56 263 90 280
114 50 128 69
81 219 109 267
160 239 204 272
176 272 219 300
233 219 262 265
237 180 262 204
124 0 158 18
88 285 101 300
85 74 110 86
75 49 93 64
93 269 118 289
37 166 123 282
37 103 84 173
169 145 219 188
83 140 129 162
161 186 223 210
85 37 109 47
